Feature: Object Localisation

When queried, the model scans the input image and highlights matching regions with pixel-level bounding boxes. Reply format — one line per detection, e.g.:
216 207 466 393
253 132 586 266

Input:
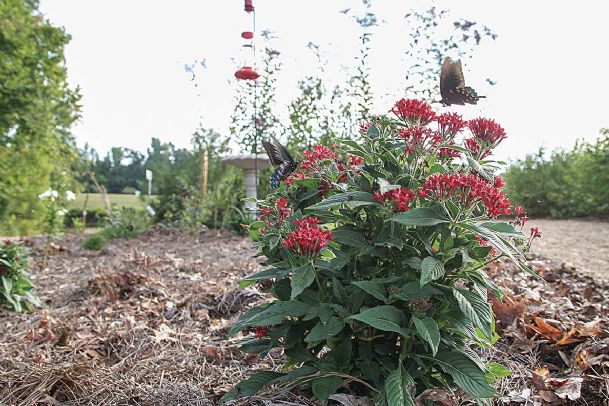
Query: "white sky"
39 1 609 161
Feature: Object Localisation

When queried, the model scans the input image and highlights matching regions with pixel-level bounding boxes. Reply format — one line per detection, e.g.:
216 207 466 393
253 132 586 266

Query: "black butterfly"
262 137 299 188
440 57 486 106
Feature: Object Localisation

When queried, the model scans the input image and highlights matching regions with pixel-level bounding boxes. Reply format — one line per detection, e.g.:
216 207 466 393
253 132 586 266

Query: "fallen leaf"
415 388 455 405
329 393 375 406
528 317 563 342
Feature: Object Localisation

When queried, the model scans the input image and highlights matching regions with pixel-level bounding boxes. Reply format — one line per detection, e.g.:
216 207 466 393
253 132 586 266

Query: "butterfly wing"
440 58 470 105
263 137 298 188
262 140 281 165
262 137 294 166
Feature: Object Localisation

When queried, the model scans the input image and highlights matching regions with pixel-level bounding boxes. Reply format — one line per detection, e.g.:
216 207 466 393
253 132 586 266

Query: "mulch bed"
0 228 607 405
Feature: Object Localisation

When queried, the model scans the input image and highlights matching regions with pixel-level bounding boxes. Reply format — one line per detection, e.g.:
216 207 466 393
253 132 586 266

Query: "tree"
0 0 81 234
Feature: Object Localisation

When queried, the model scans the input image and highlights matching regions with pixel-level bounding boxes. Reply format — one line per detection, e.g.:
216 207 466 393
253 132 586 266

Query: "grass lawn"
67 193 154 210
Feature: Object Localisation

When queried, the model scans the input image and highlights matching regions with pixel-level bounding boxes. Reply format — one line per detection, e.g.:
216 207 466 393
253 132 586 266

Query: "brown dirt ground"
0 227 608 405
527 219 609 281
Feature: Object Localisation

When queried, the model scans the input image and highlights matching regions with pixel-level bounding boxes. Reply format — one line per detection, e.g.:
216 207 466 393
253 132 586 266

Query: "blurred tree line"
504 129 609 218
0 0 81 234
1 0 502 235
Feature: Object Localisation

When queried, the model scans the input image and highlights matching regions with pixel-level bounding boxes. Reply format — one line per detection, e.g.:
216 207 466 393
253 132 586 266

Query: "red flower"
390 187 415 212
530 227 542 239
255 326 269 338
300 145 338 171
438 143 462 159
468 117 507 148
493 177 505 188
436 112 466 138
360 121 373 134
276 198 291 221
512 205 528 227
373 190 386 203
398 126 441 155
391 98 436 125
284 217 332 258
420 173 512 217
464 137 490 159
348 154 364 167
374 188 415 212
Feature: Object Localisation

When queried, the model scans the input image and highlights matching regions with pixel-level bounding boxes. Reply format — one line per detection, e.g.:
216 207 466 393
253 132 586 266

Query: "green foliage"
504 131 609 218
82 207 151 250
0 0 81 233
225 100 532 403
82 234 106 251
0 240 40 312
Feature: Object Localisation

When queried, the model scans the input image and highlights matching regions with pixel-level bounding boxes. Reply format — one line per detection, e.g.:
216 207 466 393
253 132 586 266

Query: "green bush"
0 240 41 312
504 131 609 218
81 207 151 250
82 234 107 251
65 208 107 228
225 100 535 404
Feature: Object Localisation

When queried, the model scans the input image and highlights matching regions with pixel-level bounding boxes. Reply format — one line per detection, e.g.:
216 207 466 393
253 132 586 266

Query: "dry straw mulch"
0 228 607 405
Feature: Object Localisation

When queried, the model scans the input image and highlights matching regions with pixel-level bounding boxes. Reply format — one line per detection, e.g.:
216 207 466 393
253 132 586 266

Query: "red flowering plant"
224 98 538 405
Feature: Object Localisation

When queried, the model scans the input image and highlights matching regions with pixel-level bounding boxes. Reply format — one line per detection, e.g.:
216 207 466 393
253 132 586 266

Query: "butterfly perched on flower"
262 137 298 188
440 57 486 106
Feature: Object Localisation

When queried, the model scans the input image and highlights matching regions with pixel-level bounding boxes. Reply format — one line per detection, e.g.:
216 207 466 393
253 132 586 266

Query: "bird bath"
222 154 270 217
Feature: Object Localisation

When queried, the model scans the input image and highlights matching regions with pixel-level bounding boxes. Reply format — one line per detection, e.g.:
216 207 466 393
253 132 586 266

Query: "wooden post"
201 149 208 199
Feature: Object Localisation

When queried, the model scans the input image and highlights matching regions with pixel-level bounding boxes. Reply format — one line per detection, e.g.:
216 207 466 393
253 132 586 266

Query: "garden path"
528 218 609 280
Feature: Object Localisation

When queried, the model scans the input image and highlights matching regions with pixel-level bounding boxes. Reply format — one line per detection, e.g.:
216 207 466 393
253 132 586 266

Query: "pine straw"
1 229 608 405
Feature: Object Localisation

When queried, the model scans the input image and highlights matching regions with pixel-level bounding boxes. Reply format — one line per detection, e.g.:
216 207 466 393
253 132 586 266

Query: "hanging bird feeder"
244 0 254 13
234 0 258 81
234 66 260 80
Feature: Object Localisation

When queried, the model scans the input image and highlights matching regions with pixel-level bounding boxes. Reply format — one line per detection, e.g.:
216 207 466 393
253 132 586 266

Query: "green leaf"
466 156 494 183
384 366 415 406
242 267 288 282
348 305 408 336
478 221 524 236
485 362 512 383
403 257 422 270
305 316 345 342
392 282 439 301
333 229 369 247
412 317 440 356
420 256 445 286
307 191 379 211
229 305 270 336
319 248 336 261
312 375 342 402
428 163 446 175
352 280 388 302
220 371 285 402
366 124 380 138
291 265 316 299
434 351 496 398
230 301 310 335
458 222 539 279
388 208 449 227
452 288 493 340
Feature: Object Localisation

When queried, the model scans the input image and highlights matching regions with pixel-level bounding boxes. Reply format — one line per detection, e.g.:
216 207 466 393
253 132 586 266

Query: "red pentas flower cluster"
260 197 292 228
468 117 507 147
436 112 466 138
464 117 507 159
374 187 415 212
421 173 512 217
284 217 332 259
300 145 339 171
391 98 436 125
398 126 442 155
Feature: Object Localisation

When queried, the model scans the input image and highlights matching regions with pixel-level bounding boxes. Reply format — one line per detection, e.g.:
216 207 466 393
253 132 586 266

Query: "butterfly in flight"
262 137 299 188
439 57 486 106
